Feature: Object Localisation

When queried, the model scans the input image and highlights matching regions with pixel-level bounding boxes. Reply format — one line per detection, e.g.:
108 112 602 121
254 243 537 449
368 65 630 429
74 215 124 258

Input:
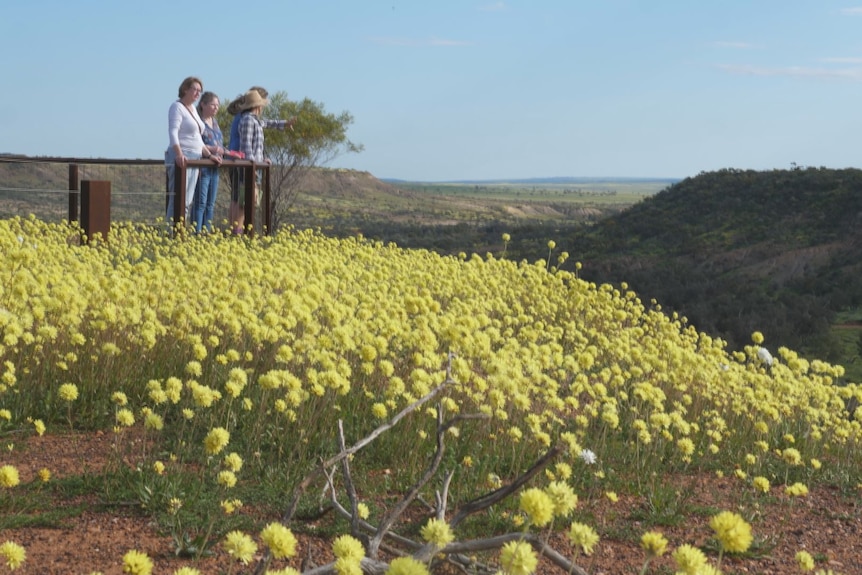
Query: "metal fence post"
68 164 79 223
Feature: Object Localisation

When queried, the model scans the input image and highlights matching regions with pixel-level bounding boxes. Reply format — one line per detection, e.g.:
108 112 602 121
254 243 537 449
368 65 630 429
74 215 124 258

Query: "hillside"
570 167 862 372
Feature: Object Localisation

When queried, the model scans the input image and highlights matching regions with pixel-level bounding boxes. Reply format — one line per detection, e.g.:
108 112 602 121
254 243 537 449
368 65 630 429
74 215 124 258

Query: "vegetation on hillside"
1 217 860 574
567 167 862 378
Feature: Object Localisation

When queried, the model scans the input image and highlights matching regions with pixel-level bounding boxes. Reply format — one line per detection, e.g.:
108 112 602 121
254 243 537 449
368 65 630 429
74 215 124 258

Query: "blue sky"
2 1 861 181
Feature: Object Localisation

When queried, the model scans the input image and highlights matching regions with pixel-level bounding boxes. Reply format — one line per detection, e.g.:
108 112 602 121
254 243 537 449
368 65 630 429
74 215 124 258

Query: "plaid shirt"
237 112 265 162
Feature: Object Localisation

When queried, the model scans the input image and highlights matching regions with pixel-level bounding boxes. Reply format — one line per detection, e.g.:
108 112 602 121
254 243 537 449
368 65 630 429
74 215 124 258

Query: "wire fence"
0 155 237 226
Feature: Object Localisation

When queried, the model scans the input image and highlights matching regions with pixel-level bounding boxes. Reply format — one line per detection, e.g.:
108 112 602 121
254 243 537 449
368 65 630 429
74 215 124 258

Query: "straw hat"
241 90 268 111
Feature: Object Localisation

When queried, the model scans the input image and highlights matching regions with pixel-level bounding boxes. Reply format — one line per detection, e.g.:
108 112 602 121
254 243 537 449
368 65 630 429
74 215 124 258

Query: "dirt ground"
2 431 860 574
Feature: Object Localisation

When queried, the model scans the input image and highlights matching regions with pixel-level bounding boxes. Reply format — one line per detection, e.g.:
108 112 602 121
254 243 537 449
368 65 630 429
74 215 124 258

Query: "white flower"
579 449 597 465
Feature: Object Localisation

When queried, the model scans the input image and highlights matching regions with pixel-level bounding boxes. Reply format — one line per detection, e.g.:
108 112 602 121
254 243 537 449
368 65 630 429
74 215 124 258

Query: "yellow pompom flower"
0 540 26 570
116 408 135 427
752 476 770 493
709 511 753 554
122 549 153 575
387 556 430 575
795 550 815 571
786 482 809 497
568 522 599 555
217 470 237 488
372 403 388 419
223 452 243 472
499 540 538 575
223 530 257 564
144 412 163 431
640 531 668 558
152 461 165 475
204 427 230 455
112 391 129 406
519 487 554 527
782 448 802 466
32 419 46 436
334 557 363 575
58 382 79 402
672 544 708 575
544 481 578 518
332 534 365 561
173 568 201 575
38 468 51 483
420 518 455 548
0 465 20 488
260 522 298 559
357 502 370 519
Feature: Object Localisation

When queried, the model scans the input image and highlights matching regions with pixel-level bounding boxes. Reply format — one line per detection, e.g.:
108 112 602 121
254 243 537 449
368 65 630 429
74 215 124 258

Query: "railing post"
263 165 271 233
173 165 187 226
80 180 111 241
68 164 79 223
244 164 256 237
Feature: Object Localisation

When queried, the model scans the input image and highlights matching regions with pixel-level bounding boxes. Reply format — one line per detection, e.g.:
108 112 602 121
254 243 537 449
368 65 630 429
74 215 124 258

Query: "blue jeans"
165 147 201 224
194 166 219 232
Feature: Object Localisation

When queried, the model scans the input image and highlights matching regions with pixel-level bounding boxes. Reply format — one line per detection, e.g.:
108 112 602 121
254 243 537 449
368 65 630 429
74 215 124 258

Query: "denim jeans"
194 166 219 233
165 147 201 224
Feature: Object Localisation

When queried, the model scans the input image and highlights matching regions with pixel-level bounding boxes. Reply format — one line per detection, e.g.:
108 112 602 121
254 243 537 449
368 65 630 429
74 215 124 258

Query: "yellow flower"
544 481 578 517
782 448 802 466
372 402 388 419
204 427 230 455
334 557 363 575
144 412 163 431
640 531 668 558
568 522 599 554
0 540 26 570
796 550 815 571
152 461 165 475
332 534 365 561
116 408 135 427
223 530 257 564
122 549 153 575
260 522 297 559
709 511 753 554
223 452 243 472
605 491 619 503
221 498 242 514
0 465 20 488
519 487 554 527
265 568 301 575
547 240 556 250
810 458 822 470
58 382 79 402
753 476 770 493
502 233 511 242
357 502 370 519
387 556 430 575
111 391 128 406
420 518 455 548
672 544 708 575
499 540 538 575
173 568 201 575
218 470 237 488
786 482 809 497
38 468 50 483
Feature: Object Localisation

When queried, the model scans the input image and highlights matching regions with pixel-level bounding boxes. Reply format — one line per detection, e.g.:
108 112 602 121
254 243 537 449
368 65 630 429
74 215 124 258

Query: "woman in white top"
165 76 220 223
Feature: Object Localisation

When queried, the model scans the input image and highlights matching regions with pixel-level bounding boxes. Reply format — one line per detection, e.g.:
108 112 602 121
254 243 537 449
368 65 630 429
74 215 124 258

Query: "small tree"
219 91 362 232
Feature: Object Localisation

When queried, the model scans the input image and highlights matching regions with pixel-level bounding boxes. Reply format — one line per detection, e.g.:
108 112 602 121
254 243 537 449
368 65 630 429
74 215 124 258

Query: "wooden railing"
0 155 271 239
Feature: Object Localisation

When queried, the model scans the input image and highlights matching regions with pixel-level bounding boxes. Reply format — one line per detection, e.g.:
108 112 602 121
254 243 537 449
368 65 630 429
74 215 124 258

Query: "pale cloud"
717 63 862 79
478 2 507 11
369 36 471 47
839 7 862 15
820 56 862 63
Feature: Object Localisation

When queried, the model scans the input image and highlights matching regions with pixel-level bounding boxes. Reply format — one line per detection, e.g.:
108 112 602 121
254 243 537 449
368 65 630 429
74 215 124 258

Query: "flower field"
0 216 860 575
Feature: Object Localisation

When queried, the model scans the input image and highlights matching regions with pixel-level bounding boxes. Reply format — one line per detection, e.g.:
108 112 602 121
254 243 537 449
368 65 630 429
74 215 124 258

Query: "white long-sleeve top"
168 100 205 154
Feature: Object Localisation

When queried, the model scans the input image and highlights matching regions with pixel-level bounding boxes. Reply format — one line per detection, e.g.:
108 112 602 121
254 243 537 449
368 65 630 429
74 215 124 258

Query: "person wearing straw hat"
227 87 295 233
